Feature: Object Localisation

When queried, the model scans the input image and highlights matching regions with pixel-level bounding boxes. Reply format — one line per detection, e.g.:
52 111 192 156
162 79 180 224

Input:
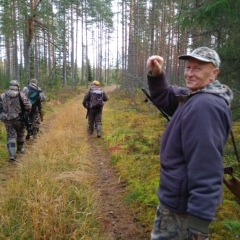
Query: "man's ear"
213 68 219 77
210 68 219 82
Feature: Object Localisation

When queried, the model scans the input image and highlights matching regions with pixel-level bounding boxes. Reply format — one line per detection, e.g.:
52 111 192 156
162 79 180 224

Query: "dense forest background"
0 0 240 106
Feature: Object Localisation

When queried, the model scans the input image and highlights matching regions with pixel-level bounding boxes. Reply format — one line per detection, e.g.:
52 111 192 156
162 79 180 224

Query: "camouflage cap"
178 47 221 68
30 78 38 84
10 80 20 87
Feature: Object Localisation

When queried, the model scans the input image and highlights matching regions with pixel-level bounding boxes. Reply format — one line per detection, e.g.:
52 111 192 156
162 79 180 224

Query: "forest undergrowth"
0 86 109 239
0 86 239 239
102 89 240 240
0 85 150 239
101 90 240 240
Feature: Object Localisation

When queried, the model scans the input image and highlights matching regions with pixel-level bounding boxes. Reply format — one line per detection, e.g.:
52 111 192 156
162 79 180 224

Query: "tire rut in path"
87 134 149 240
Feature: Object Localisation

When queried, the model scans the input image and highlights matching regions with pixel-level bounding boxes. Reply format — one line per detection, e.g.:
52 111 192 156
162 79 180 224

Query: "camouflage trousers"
4 120 25 144
151 202 209 240
87 107 103 132
30 111 40 135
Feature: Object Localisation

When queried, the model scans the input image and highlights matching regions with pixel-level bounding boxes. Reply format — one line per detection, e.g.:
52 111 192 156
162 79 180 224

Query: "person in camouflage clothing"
0 80 32 161
22 78 46 139
147 47 233 240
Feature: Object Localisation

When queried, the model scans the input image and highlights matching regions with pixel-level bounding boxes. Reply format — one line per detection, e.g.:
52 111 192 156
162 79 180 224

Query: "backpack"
90 87 104 108
27 86 41 107
0 92 21 121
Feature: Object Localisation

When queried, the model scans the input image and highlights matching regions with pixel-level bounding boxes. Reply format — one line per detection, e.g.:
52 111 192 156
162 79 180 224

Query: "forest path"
0 85 149 239
81 85 148 239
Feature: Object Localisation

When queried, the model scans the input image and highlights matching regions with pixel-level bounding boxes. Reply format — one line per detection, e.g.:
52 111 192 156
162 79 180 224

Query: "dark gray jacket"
148 72 232 222
82 84 108 109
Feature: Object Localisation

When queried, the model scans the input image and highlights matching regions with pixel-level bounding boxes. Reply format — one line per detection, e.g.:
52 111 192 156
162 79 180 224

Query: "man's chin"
186 83 195 90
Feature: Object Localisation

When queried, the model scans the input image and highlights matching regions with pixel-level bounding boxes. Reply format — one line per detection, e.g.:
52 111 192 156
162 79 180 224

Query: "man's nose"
185 68 194 76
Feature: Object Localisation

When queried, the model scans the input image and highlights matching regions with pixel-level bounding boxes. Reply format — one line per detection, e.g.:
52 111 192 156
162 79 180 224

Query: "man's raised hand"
147 55 164 76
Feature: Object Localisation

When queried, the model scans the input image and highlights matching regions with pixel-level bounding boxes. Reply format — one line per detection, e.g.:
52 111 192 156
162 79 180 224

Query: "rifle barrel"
141 88 171 122
230 130 240 163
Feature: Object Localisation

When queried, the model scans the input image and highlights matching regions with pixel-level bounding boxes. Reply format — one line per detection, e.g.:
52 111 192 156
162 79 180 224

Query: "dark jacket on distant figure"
82 84 108 109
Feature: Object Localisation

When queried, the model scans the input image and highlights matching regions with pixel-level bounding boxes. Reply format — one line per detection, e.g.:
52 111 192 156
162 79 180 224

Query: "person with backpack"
82 80 108 137
147 47 233 239
0 80 32 161
22 79 46 140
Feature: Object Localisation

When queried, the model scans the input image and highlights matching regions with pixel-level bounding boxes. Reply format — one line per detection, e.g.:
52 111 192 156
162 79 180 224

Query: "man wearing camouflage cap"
0 80 32 161
146 47 233 239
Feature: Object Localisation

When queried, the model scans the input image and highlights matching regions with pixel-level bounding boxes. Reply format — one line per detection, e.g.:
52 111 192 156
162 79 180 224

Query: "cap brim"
178 54 212 63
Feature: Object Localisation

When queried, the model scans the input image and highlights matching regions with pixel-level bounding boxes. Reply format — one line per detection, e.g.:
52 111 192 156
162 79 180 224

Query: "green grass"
0 85 239 239
102 88 240 239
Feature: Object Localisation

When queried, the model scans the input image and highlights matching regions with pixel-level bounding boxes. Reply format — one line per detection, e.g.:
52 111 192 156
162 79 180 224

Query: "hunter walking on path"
147 47 233 240
82 80 108 138
22 79 46 140
0 80 32 161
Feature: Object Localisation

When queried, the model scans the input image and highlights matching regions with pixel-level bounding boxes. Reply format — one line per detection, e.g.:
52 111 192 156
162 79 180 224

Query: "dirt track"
0 85 149 239
89 85 149 239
